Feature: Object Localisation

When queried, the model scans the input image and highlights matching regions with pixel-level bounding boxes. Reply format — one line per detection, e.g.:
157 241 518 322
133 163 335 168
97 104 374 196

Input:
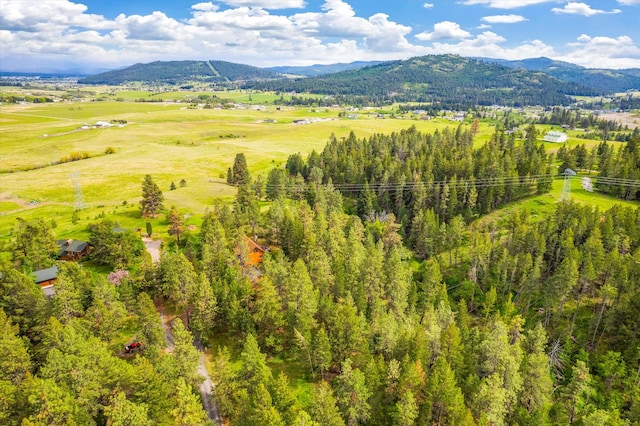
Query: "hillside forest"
1 125 640 425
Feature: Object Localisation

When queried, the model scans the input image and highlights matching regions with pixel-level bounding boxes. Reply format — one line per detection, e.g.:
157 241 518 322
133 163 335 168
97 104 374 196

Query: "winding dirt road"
145 238 222 425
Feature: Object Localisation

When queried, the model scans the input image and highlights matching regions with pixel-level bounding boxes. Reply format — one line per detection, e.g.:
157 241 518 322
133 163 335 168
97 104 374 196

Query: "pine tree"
167 205 184 245
140 174 164 218
308 381 345 426
104 391 153 426
313 326 333 378
0 309 32 385
230 153 251 186
335 358 371 426
242 334 273 388
171 319 202 387
12 217 58 270
394 389 419 426
171 378 210 425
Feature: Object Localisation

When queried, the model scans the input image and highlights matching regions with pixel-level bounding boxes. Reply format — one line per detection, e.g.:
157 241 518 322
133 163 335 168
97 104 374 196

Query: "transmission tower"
559 168 577 201
68 171 87 210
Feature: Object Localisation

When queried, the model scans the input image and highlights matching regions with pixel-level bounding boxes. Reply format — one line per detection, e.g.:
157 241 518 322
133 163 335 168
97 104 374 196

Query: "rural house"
57 239 91 260
543 130 568 143
239 235 266 267
33 265 58 297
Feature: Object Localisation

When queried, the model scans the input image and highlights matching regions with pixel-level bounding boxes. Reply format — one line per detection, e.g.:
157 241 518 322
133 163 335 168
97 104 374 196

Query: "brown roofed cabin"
57 239 91 260
34 266 58 297
242 235 266 266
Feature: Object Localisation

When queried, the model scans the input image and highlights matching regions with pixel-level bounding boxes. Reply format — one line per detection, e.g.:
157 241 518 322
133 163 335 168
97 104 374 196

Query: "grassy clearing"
0 97 628 247
472 176 639 233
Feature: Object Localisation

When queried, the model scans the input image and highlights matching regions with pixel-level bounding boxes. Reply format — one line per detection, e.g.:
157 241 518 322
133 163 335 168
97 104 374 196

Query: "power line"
262 174 640 193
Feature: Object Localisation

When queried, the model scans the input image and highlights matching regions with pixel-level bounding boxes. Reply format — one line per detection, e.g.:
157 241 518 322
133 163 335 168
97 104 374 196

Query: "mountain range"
474 57 640 94
77 60 281 85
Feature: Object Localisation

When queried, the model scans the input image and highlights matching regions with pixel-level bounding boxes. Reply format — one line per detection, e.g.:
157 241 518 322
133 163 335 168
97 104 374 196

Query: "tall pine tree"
140 174 164 218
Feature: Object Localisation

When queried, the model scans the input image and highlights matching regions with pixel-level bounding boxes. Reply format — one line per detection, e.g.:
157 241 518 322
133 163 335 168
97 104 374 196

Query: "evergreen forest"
1 126 640 426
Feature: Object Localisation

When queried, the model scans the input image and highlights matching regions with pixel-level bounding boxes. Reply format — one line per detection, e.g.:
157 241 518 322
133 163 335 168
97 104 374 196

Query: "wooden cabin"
57 239 91 260
242 235 266 266
33 266 58 297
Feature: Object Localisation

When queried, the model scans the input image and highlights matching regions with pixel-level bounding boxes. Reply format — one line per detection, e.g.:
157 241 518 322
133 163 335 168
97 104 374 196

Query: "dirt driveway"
142 237 161 263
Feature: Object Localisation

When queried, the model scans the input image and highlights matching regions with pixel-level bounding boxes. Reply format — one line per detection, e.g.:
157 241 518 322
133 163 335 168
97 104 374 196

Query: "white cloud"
562 34 640 68
460 0 553 9
115 12 191 41
220 0 306 8
421 31 557 61
192 2 220 12
0 0 114 32
481 14 527 23
552 3 621 16
617 0 640 5
1 0 639 71
415 21 471 41
423 3 434 8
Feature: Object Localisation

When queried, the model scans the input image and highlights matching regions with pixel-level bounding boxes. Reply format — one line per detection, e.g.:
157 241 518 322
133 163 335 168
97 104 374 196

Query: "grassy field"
0 97 491 241
1 93 636 246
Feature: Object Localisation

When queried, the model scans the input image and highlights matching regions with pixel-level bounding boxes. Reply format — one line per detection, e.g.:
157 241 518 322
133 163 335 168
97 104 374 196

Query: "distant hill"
476 57 640 93
77 60 282 85
266 61 383 77
245 54 600 107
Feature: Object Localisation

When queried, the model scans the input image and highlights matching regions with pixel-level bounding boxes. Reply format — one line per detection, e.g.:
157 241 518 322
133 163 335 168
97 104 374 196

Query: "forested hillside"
266 61 383 77
77 60 281 85
1 129 639 425
476 57 640 93
245 54 601 107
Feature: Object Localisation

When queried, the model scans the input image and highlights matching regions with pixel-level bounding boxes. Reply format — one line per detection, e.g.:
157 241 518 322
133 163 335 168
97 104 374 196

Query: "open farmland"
0 97 500 241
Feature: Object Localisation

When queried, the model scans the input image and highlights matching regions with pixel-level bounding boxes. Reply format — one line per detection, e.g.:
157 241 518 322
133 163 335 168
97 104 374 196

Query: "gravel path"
147 239 222 425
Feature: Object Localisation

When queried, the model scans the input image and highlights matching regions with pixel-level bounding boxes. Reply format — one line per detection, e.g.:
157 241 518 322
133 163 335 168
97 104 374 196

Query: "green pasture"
0 96 633 247
93 89 322 104
473 175 639 234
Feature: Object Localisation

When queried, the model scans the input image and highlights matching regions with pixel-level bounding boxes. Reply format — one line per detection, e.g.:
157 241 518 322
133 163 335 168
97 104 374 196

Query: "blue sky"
1 0 639 72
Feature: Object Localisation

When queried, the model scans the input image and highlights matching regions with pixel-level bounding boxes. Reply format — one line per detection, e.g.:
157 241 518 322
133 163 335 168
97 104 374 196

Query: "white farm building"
543 131 568 143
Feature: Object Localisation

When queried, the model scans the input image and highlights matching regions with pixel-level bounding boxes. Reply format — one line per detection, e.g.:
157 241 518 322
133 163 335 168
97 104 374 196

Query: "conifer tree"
335 358 371 426
104 391 153 426
12 217 58 270
171 378 210 425
230 153 251 186
308 381 344 426
167 205 184 245
140 174 164 218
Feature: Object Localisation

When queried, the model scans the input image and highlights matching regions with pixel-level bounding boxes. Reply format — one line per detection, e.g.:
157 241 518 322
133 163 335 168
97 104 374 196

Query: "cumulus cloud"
192 2 220 12
552 3 621 16
423 3 434 8
220 0 306 8
115 12 191 41
562 34 640 68
460 0 553 8
617 0 640 4
481 14 527 23
415 21 471 41
1 0 639 71
0 0 114 32
423 31 557 61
